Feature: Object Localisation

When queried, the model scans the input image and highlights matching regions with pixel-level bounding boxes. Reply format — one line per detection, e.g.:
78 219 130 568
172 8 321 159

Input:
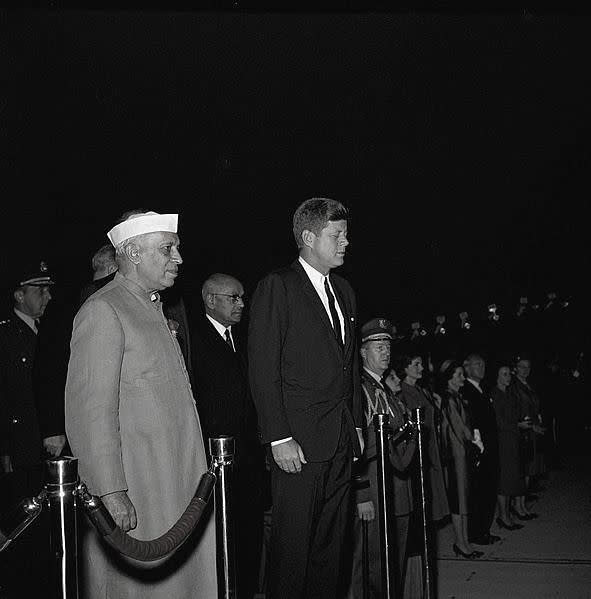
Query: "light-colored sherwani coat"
65 273 216 599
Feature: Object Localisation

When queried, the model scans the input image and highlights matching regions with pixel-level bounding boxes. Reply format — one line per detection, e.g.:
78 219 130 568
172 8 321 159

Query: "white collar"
206 314 232 339
466 378 483 392
363 367 384 385
14 308 37 334
298 255 330 287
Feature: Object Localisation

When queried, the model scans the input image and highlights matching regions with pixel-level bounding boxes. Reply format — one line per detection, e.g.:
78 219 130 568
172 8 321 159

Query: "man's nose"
172 248 183 263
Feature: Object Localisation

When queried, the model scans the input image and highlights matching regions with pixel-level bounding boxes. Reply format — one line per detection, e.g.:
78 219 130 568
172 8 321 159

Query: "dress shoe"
453 544 481 559
496 517 524 531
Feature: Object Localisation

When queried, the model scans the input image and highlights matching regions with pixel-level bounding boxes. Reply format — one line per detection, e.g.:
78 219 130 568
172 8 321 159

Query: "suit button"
12 418 19 424
21 357 27 363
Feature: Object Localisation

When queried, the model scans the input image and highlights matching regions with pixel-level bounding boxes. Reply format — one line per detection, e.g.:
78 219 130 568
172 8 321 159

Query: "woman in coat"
491 364 525 530
438 359 484 558
508 356 544 519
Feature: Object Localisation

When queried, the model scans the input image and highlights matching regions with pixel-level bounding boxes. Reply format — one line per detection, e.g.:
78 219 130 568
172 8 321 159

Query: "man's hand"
1 455 13 474
472 438 485 454
43 435 67 457
271 439 307 473
356 500 375 521
101 491 137 532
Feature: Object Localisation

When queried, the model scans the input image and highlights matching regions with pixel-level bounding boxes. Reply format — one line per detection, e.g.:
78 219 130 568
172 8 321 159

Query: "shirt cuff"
271 437 293 446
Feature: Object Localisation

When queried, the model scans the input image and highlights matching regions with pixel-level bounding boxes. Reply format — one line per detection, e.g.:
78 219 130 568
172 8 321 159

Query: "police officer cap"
19 260 56 287
361 318 393 343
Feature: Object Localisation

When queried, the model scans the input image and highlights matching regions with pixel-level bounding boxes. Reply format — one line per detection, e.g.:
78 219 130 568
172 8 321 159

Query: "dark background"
2 6 590 331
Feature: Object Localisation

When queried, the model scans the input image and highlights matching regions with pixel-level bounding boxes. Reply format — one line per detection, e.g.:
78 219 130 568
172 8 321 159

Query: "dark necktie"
224 328 234 351
324 277 343 346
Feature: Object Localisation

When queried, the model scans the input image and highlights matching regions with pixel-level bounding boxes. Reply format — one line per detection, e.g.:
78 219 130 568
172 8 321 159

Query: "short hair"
436 359 463 396
91 244 116 273
201 273 240 303
463 353 484 367
292 198 349 249
391 354 422 380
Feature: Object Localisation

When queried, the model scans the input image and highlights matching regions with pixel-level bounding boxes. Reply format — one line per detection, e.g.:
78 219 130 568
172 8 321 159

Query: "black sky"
2 7 590 327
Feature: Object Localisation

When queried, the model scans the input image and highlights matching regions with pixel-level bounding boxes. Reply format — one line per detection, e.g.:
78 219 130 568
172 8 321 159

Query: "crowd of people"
0 199 588 599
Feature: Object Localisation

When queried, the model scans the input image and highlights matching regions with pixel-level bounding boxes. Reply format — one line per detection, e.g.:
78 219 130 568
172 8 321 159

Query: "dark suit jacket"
463 379 498 464
248 259 363 462
191 313 262 470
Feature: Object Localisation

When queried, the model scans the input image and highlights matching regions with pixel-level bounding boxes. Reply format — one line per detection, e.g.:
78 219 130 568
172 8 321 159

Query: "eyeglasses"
212 293 247 304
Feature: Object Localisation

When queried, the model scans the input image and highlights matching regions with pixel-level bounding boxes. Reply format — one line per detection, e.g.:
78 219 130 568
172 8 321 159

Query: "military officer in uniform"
0 261 54 597
348 318 417 598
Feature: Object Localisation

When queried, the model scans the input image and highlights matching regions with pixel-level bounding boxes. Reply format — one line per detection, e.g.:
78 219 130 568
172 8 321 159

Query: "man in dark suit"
462 353 501 546
79 243 118 305
248 198 364 599
191 272 265 599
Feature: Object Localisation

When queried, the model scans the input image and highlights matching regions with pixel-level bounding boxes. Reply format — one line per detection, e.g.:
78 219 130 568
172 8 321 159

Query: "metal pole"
362 519 370 599
413 407 432 599
45 457 79 599
373 413 395 599
209 436 236 599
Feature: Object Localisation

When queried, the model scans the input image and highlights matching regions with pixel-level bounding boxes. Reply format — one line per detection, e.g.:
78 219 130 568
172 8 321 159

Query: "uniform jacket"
65 273 216 599
355 370 415 515
248 259 363 461
0 314 42 469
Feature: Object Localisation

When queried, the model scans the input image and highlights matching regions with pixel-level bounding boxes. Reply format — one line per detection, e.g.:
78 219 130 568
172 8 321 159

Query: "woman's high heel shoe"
496 517 524 531
453 544 481 559
510 507 538 520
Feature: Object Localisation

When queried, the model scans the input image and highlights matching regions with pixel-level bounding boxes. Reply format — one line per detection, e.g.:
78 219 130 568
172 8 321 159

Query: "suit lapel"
204 316 235 355
292 260 344 356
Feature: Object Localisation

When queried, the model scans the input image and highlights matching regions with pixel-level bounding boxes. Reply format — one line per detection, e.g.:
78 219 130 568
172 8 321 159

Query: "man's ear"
13 289 24 305
301 229 315 248
125 243 141 265
204 293 215 309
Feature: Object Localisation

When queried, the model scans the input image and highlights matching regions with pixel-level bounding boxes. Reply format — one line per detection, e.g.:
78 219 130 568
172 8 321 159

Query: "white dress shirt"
206 314 235 351
298 256 345 344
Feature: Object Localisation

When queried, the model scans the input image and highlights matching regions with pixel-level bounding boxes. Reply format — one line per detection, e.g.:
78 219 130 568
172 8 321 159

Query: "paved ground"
434 452 591 599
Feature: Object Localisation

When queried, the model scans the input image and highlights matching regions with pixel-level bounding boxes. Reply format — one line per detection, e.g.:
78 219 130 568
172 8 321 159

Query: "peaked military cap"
19 260 56 287
361 317 393 343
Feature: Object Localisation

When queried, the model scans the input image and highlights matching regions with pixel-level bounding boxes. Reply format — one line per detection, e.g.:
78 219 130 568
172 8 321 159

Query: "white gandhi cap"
107 211 178 247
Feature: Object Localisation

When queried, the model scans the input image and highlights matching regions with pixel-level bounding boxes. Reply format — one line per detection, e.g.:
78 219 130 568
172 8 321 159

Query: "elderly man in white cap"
65 210 216 599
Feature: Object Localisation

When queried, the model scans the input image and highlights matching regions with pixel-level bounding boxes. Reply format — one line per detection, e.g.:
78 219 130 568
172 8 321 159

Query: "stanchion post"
209 436 236 599
45 457 80 599
413 407 432 599
373 413 395 599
